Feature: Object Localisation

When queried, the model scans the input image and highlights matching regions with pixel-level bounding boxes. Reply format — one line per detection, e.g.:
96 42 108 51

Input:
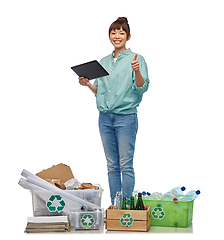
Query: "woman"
79 17 149 204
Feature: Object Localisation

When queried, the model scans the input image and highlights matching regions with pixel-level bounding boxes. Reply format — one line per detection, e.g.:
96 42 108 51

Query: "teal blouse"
93 48 149 114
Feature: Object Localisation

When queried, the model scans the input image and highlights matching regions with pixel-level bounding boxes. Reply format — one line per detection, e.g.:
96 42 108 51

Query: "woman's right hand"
79 77 90 86
78 76 98 95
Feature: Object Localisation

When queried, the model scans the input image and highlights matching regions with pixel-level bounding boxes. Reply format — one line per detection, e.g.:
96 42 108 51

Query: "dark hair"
109 17 130 38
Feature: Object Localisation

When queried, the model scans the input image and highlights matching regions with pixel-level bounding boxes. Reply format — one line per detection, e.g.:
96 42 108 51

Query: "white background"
1 0 223 239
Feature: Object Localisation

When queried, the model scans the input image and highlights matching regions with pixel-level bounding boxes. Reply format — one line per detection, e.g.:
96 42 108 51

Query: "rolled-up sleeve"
132 56 150 94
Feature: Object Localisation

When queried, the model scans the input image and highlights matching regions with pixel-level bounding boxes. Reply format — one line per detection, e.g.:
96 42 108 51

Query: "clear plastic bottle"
148 192 163 200
161 186 186 200
178 190 200 201
161 195 175 201
142 191 151 200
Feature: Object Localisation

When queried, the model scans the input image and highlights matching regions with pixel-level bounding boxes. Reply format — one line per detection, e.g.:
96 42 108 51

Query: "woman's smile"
114 40 122 45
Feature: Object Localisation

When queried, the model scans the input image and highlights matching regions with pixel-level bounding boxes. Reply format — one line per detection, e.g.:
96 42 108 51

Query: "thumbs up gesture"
131 54 139 72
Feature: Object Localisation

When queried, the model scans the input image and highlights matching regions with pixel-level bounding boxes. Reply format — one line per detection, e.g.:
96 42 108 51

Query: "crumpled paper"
64 178 81 190
78 182 100 190
45 179 66 190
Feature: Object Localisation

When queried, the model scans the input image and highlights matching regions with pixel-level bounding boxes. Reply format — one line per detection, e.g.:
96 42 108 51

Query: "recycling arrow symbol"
120 213 134 227
152 206 165 220
46 195 66 212
80 214 95 228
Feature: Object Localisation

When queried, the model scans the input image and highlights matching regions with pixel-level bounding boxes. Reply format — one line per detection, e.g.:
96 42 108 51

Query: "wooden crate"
106 205 151 232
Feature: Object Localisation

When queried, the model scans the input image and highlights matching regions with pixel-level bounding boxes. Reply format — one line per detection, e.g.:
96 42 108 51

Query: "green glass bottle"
121 197 127 210
129 196 135 210
136 193 144 210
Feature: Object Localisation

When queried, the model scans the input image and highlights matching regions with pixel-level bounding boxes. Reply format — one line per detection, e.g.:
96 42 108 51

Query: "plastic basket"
143 200 194 228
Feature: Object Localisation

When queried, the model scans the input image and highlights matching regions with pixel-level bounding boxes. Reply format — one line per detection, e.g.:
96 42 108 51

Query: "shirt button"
109 90 111 92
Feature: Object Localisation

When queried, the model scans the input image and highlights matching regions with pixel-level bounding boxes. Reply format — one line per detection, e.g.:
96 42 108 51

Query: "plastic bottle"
142 191 151 200
161 186 186 201
160 195 175 201
178 190 200 201
142 191 146 197
148 192 163 200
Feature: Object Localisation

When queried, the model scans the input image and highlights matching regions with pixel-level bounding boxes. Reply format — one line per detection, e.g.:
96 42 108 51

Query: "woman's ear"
127 34 131 41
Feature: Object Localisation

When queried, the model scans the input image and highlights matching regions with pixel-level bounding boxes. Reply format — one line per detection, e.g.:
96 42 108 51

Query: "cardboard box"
106 205 151 232
36 163 74 183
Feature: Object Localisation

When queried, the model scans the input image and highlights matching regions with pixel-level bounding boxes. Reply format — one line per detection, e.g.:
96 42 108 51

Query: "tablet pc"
71 60 109 80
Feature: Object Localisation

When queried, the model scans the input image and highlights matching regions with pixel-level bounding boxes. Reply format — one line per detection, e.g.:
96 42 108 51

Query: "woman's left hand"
131 54 139 72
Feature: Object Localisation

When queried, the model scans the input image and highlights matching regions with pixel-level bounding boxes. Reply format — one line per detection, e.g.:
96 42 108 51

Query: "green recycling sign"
120 213 134 227
80 214 95 228
46 195 66 213
152 206 165 220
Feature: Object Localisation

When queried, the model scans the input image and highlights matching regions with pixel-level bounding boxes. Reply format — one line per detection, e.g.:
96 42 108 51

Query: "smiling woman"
78 17 150 205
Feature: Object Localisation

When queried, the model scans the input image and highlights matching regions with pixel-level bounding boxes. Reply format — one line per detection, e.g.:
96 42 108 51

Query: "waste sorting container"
142 199 194 228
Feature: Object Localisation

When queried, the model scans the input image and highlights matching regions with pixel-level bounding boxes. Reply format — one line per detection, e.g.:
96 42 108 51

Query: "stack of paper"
25 216 70 233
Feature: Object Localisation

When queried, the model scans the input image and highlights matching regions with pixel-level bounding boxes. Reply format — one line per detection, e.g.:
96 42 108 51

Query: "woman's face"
109 27 131 51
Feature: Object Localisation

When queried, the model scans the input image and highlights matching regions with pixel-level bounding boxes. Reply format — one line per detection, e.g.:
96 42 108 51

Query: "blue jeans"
99 112 138 204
